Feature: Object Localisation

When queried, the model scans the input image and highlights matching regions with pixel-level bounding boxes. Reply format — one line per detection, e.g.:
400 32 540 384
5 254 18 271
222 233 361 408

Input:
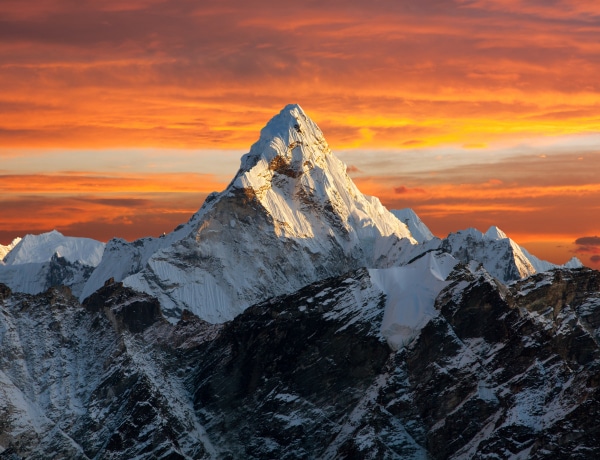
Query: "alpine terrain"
0 104 598 459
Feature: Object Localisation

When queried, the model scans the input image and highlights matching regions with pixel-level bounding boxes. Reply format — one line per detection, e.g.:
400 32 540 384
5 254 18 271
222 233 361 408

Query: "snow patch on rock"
371 252 458 350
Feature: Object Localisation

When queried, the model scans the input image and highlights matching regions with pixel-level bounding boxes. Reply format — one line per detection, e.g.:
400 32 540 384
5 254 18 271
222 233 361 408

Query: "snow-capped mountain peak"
438 225 583 283
484 225 508 240
225 104 415 244
235 103 326 179
3 230 104 267
86 104 418 322
564 256 584 268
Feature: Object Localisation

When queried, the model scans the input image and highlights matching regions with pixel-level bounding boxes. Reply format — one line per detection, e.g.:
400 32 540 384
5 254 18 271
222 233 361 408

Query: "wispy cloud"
1 0 599 267
1 0 600 148
0 171 227 243
575 236 600 265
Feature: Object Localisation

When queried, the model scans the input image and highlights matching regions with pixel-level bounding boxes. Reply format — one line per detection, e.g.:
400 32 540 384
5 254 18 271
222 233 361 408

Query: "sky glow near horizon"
1 0 599 266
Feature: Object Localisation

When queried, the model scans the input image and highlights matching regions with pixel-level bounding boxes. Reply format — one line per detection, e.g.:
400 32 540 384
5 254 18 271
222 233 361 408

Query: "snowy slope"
371 252 458 350
391 208 435 243
0 255 95 297
519 245 582 273
84 104 417 322
0 237 21 262
80 229 193 301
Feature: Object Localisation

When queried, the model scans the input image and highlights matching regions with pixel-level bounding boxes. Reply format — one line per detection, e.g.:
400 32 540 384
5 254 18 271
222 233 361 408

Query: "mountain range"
0 104 597 459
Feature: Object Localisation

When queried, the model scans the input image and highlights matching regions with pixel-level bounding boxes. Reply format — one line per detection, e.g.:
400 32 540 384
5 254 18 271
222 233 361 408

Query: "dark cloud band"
575 236 600 246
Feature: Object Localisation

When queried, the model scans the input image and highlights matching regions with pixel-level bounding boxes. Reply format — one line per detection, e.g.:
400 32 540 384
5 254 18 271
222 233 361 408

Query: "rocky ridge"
1 264 599 458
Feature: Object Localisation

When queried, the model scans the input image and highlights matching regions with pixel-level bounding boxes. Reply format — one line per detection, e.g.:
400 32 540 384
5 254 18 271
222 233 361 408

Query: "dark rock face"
185 269 390 458
0 283 10 300
0 267 599 459
386 267 600 459
82 279 164 333
46 253 96 295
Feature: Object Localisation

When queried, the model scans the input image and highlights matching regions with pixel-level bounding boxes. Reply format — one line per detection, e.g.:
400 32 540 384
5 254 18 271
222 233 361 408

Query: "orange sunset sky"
1 0 599 266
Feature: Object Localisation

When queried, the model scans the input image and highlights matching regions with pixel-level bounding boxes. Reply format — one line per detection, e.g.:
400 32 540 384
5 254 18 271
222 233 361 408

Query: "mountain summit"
82 104 416 322
226 103 414 247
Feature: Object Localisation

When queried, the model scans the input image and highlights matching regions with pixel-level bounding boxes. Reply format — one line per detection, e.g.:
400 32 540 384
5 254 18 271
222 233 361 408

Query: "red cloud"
575 236 600 256
394 186 426 195
575 236 600 246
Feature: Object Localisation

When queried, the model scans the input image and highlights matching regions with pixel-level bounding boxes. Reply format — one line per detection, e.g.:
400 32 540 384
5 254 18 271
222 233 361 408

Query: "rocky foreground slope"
1 263 599 459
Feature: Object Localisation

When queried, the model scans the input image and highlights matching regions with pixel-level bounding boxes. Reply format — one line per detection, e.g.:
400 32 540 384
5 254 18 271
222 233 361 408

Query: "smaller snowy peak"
391 209 435 243
442 227 536 282
462 227 484 239
4 230 105 267
484 226 508 240
0 237 22 261
440 226 583 283
564 256 584 269
450 226 509 242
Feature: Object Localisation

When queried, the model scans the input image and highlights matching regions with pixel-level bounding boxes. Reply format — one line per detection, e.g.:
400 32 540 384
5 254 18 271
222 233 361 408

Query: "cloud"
0 170 225 244
1 0 600 149
574 236 600 257
0 191 210 244
394 185 426 195
402 140 426 147
575 236 600 246
0 172 226 194
346 165 361 174
75 197 152 208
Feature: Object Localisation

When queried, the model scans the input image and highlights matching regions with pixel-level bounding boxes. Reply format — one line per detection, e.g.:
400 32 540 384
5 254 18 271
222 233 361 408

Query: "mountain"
82 104 416 322
440 226 582 283
0 231 105 297
0 282 217 459
2 230 103 267
0 109 579 319
0 111 579 312
388 209 582 284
